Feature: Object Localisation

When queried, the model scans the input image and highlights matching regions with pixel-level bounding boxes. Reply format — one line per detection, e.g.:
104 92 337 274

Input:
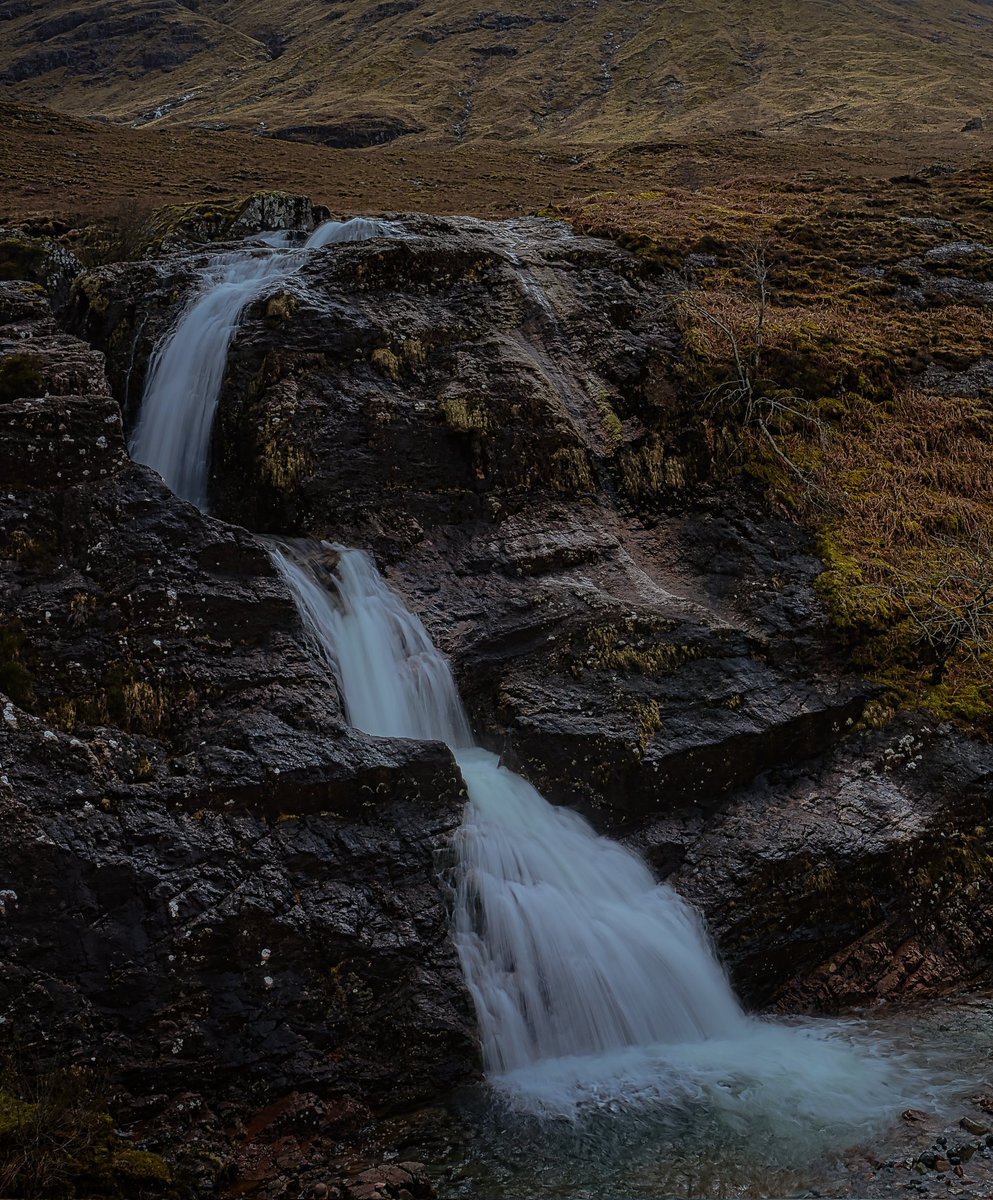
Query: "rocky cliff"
2 201 992 1193
0 271 477 1193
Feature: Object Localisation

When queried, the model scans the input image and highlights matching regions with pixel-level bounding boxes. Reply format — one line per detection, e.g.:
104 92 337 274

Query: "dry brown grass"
564 170 993 732
825 390 993 550
4 94 989 229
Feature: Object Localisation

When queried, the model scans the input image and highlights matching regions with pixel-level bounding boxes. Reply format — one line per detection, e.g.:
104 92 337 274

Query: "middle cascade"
272 547 750 1072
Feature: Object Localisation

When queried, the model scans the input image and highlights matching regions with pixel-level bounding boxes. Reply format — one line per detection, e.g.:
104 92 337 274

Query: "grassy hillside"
1 0 991 154
559 165 993 735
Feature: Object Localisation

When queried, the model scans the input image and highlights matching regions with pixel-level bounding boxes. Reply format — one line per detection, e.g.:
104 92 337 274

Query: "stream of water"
128 216 979 1196
129 217 393 507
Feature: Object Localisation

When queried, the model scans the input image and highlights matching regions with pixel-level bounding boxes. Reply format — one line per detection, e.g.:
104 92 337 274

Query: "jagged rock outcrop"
651 715 993 1008
72 211 993 1016
0 225 82 312
147 192 331 254
0 278 478 1192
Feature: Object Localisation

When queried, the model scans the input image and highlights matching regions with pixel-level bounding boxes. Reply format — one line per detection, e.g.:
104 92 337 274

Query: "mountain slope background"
2 0 992 152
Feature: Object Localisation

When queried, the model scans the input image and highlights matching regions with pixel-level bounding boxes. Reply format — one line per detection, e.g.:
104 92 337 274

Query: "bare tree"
884 529 993 680
671 239 826 487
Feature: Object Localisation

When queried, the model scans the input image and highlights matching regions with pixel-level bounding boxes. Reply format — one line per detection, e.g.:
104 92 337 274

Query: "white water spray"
272 543 920 1128
129 217 392 507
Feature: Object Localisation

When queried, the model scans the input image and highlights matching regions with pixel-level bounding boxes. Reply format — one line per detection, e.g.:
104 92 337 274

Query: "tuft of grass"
0 619 33 706
0 1060 175 1200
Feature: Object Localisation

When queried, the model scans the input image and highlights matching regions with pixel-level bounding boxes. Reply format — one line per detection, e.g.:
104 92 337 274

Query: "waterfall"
271 545 744 1071
270 542 474 747
305 217 394 249
130 215 923 1137
271 549 741 1075
271 543 917 1127
129 217 392 507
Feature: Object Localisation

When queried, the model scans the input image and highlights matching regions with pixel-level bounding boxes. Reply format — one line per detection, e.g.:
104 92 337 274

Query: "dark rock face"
649 715 993 1008
80 215 860 827
0 279 478 1190
73 212 993 1019
2 3 209 83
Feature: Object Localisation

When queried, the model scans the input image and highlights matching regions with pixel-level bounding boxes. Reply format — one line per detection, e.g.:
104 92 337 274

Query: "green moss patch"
0 352 44 403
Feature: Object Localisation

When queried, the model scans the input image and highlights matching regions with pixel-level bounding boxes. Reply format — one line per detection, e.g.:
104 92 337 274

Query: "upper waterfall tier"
129 217 392 508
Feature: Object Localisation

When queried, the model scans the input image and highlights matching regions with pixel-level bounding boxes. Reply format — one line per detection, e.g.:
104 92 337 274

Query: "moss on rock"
441 392 492 433
0 352 43 403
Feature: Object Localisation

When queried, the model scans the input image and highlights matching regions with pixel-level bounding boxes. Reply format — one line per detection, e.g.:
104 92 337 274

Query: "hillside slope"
1 0 992 150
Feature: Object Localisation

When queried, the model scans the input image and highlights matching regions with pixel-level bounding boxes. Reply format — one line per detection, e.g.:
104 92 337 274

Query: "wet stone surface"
2 211 992 1194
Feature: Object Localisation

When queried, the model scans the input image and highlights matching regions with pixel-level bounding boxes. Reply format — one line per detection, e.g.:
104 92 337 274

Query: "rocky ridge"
2 0 992 154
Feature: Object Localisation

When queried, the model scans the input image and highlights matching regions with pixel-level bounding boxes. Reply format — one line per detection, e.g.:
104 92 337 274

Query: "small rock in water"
903 1108 929 1122
960 1117 990 1136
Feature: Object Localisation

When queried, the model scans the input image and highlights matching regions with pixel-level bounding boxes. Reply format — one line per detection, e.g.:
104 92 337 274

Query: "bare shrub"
671 239 827 488
0 1059 110 1198
73 197 157 267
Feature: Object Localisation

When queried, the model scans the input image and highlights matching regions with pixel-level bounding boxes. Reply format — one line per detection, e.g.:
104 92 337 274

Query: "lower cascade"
272 542 923 1129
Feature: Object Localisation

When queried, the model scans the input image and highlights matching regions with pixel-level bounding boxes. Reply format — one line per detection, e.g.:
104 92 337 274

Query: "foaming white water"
455 748 743 1073
271 542 473 747
495 1018 916 1130
270 541 920 1129
130 217 391 507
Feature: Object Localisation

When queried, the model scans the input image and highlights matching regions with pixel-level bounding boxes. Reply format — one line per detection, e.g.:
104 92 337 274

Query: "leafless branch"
669 239 826 492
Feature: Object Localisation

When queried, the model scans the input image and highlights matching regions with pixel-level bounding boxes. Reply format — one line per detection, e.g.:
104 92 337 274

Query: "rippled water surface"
361 997 993 1200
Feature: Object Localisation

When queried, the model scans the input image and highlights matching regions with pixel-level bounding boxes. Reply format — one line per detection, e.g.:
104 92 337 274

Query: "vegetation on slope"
1 0 993 155
560 165 993 736
0 1062 175 1200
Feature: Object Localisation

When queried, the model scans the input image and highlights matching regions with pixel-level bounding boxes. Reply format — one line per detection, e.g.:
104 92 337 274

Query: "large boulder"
76 214 866 827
